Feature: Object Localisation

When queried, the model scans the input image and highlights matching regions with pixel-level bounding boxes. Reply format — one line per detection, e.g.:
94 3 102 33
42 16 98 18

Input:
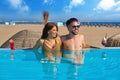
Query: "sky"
0 0 120 22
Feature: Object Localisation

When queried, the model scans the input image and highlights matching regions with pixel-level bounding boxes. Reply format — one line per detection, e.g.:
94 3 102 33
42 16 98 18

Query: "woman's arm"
33 39 43 50
32 39 43 61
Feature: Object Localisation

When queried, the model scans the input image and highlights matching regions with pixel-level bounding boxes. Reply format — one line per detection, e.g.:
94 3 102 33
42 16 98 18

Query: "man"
61 18 92 64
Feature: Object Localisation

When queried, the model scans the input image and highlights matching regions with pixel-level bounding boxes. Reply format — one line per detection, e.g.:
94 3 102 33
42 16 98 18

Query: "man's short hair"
66 18 78 26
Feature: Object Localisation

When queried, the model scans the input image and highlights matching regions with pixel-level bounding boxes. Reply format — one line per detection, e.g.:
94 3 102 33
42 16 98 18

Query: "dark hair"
41 22 58 39
66 18 78 26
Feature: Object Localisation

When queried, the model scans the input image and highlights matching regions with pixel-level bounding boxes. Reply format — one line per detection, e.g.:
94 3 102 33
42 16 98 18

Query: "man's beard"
71 31 78 35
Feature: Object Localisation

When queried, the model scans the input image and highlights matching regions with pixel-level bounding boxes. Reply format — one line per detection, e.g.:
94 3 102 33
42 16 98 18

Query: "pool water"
0 48 120 80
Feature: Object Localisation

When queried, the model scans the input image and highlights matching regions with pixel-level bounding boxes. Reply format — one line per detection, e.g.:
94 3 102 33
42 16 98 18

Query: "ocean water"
80 22 120 25
0 21 43 25
1 21 120 25
0 22 5 24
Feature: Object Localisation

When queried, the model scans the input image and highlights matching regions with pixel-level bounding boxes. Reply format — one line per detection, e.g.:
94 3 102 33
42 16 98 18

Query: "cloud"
64 0 84 13
44 0 48 3
94 0 120 12
114 1 120 12
94 0 115 11
43 0 54 5
7 0 29 12
115 7 120 11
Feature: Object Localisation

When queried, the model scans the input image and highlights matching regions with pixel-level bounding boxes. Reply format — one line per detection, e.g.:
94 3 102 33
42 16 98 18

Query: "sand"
0 24 120 48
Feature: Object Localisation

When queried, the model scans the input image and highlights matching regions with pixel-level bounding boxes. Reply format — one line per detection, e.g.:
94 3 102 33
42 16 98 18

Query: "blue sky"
0 0 120 22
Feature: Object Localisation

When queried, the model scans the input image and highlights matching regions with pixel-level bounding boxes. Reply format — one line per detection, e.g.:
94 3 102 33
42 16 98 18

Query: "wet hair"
41 22 58 39
66 18 78 27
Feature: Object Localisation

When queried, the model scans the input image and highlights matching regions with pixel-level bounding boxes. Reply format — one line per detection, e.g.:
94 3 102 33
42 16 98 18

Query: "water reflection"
42 63 58 80
102 52 107 60
10 50 14 60
67 64 83 80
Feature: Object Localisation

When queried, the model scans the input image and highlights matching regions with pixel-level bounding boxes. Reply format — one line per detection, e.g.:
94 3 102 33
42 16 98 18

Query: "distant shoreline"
1 21 120 25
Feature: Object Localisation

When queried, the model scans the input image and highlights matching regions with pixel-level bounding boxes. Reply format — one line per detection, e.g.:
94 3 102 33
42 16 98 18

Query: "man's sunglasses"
72 25 80 28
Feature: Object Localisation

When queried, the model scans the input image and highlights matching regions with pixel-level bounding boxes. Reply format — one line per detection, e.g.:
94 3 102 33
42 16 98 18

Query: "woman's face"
48 26 58 38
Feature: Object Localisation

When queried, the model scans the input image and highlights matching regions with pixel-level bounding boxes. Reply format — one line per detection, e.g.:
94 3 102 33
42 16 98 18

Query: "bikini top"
42 38 62 56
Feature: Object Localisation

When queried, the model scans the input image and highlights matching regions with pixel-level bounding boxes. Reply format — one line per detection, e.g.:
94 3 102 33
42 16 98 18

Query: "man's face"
68 21 80 35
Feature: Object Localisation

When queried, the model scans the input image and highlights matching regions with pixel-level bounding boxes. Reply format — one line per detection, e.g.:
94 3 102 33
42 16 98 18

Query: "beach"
0 24 120 48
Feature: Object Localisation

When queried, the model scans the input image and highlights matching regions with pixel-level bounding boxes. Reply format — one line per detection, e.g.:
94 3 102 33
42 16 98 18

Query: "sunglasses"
72 25 80 28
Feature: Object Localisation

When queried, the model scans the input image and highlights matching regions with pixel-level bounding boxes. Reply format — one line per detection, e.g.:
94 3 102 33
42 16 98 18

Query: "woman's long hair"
41 22 58 39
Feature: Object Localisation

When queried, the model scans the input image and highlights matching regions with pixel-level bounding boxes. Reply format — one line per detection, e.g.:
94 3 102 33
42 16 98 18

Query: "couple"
33 18 90 64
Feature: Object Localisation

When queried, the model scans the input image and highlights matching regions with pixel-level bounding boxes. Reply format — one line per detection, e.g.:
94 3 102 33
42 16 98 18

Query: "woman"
33 22 62 62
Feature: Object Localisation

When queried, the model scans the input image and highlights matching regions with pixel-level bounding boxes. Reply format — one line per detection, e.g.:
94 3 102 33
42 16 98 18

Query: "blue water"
0 21 42 25
0 48 120 80
1 21 120 25
80 22 120 25
0 22 5 24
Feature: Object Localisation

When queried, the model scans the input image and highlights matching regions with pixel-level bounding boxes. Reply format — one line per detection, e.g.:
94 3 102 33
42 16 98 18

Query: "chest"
63 38 83 50
43 39 61 49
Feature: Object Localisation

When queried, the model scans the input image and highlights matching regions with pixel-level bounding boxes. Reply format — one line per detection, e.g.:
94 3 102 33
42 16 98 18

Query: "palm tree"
43 11 49 24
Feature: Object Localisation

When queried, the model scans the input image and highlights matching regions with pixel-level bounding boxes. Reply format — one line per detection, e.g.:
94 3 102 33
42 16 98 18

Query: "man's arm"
84 44 100 48
82 36 100 48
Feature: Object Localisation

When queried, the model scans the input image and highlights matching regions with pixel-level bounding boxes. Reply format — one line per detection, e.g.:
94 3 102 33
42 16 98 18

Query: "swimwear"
42 38 62 57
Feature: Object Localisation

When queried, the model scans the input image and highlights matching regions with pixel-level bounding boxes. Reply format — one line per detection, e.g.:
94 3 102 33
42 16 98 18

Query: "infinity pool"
0 48 120 80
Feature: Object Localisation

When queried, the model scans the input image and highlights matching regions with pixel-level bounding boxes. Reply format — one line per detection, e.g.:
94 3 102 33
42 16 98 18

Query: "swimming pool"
0 48 120 80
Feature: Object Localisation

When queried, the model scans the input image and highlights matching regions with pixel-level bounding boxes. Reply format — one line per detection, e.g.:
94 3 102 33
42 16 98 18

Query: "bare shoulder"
79 34 84 38
39 39 44 45
55 36 62 45
56 36 61 40
33 39 44 49
60 34 68 41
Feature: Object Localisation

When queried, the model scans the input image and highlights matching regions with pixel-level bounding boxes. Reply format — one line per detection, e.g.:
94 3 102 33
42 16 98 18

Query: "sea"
0 21 120 26
0 21 42 25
